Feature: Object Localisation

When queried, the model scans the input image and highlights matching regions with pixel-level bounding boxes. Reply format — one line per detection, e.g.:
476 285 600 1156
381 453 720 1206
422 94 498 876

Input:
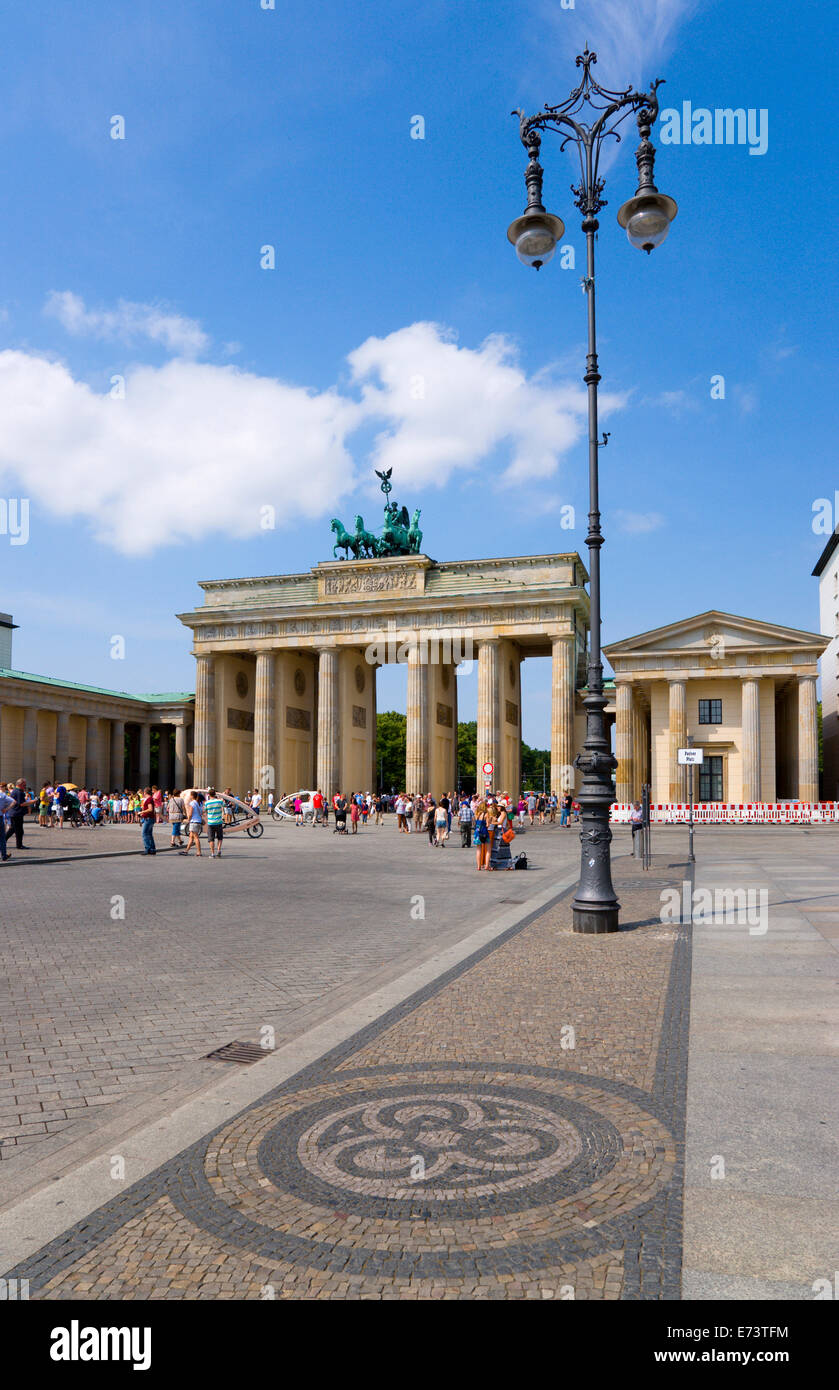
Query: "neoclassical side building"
604 611 826 804
0 657 194 789
177 552 591 796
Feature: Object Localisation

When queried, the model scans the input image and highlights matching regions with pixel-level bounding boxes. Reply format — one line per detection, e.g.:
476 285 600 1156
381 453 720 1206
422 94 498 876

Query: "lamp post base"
572 901 621 934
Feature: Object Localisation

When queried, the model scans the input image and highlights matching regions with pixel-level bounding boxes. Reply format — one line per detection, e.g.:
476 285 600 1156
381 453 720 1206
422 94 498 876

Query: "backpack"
514 852 528 870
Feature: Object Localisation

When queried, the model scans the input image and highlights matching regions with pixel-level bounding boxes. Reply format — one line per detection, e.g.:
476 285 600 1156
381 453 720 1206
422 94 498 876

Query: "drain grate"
205 1040 267 1065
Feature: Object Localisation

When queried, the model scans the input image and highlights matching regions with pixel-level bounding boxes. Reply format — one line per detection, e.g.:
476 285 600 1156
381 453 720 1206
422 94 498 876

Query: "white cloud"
642 388 698 415
347 322 624 487
44 290 210 356
543 0 703 91
529 0 703 180
0 318 627 555
614 509 666 534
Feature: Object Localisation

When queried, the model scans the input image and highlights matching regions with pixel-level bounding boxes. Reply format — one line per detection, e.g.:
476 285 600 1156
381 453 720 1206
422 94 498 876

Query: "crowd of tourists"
290 788 580 872
0 778 580 865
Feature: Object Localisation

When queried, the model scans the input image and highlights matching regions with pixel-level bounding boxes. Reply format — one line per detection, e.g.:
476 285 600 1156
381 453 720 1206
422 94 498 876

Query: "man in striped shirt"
205 787 226 857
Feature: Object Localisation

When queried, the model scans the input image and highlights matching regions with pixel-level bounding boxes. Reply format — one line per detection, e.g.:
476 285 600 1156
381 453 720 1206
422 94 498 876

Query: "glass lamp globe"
507 210 565 270
617 192 678 254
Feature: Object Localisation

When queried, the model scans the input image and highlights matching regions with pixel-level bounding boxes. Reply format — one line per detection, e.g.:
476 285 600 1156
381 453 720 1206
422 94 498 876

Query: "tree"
457 720 476 781
376 711 406 790
521 740 551 790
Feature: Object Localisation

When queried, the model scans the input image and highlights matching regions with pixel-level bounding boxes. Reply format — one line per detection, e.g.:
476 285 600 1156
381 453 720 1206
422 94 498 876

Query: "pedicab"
182 789 264 838
272 790 317 823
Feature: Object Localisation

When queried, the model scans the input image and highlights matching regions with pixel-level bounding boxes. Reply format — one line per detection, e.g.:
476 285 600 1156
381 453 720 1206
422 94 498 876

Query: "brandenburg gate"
177 551 590 798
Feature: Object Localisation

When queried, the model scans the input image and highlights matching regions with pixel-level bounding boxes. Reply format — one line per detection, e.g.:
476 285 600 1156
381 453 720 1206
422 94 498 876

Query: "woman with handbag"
473 801 491 870
490 804 515 871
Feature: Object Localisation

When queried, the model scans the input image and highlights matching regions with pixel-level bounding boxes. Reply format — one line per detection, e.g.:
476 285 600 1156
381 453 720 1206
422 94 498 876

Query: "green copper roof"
0 669 193 703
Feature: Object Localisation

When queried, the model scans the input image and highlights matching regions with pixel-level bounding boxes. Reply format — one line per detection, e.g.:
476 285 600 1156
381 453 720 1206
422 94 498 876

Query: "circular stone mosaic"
296 1092 583 1200
168 1068 676 1279
256 1077 622 1218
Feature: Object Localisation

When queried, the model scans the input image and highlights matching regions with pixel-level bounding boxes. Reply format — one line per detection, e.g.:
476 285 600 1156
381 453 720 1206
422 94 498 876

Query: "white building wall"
818 559 839 799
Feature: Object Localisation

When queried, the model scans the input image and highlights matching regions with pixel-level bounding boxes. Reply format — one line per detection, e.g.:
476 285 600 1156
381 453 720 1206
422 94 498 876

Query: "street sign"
481 762 494 775
678 748 703 765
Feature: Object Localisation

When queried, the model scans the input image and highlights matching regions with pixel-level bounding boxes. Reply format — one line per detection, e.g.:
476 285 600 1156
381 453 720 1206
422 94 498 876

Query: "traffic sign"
678 748 703 765
482 761 494 775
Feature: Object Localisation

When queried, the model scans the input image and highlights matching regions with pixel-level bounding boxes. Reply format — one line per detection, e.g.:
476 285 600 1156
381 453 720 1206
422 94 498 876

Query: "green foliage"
457 720 476 779
376 711 406 790
521 741 550 790
376 711 550 794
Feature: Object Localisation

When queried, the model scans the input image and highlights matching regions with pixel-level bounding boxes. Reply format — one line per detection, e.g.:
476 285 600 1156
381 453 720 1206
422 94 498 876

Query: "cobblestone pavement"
0 817 579 1167
5 848 689 1300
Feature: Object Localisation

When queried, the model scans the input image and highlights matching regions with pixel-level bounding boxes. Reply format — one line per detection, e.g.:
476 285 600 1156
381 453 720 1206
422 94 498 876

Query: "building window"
699 755 724 802
698 699 722 725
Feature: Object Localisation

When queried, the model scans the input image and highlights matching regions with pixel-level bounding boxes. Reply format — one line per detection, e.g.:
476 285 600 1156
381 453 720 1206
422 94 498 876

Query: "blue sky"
0 0 836 745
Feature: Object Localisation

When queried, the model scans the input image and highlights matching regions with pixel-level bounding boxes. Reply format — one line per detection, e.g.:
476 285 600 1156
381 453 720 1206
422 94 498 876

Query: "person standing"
434 799 449 847
0 783 16 862
490 803 514 871
140 787 156 855
350 798 360 834
333 792 348 834
561 791 573 827
473 801 491 871
180 796 204 856
457 795 473 847
9 779 33 849
205 787 225 857
168 789 186 847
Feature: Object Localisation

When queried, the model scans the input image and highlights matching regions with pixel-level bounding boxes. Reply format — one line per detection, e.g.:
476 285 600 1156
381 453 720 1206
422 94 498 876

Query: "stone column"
157 724 171 789
632 701 648 800
193 655 217 788
23 707 38 788
174 722 188 788
85 715 100 789
316 648 340 796
110 719 125 788
370 663 378 791
798 674 819 802
615 682 634 803
138 722 151 787
253 651 275 795
406 646 429 793
741 678 761 803
476 639 500 790
668 680 687 803
55 710 71 782
550 636 576 795
450 662 460 794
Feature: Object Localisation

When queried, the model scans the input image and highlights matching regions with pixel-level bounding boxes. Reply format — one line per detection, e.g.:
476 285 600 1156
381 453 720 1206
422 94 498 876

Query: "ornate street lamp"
508 48 677 933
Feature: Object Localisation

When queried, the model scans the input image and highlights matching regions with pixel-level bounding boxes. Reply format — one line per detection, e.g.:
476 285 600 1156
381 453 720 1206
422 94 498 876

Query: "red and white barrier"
610 802 839 825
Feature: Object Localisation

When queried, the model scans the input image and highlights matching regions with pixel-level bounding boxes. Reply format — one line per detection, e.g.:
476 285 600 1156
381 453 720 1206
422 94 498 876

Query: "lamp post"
508 48 677 934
